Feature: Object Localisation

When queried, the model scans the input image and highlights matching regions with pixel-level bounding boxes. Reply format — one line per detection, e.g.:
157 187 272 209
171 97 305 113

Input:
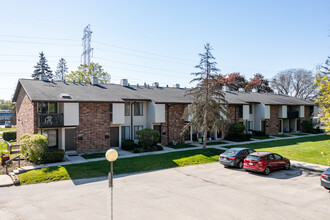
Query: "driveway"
0 163 329 220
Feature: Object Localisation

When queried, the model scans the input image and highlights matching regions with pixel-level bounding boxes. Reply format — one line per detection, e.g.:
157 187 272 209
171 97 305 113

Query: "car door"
267 154 276 169
274 154 285 169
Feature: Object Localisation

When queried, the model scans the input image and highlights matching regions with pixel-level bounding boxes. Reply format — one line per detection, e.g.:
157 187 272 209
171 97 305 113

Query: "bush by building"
2 131 16 141
121 140 135 151
20 134 64 164
136 128 160 150
226 123 251 142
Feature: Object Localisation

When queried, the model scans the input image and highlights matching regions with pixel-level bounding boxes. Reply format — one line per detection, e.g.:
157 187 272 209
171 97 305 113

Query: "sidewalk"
0 133 328 187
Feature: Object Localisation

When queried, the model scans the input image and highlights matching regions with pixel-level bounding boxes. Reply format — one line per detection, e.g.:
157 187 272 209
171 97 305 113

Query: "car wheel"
264 167 271 175
238 161 243 169
325 187 330 190
284 162 290 170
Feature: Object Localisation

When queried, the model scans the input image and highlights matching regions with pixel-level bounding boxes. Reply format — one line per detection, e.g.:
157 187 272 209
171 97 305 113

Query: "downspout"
131 101 136 140
167 104 170 145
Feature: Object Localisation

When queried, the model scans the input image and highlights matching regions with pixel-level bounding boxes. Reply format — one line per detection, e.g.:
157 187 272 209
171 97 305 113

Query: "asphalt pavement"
0 163 329 220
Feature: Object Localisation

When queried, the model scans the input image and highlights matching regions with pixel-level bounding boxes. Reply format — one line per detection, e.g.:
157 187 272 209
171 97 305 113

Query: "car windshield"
246 156 261 161
223 149 238 155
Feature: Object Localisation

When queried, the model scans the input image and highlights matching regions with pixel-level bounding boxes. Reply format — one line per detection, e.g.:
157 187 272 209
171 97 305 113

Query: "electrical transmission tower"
81 24 93 65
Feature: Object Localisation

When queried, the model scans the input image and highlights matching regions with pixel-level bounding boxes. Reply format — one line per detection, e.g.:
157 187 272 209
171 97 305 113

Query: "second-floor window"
37 102 58 114
110 104 113 122
134 102 143 116
238 105 243 118
125 102 130 116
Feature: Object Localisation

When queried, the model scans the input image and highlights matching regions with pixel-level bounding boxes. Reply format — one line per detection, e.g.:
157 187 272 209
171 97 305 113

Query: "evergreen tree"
32 52 53 80
55 58 68 81
182 43 227 151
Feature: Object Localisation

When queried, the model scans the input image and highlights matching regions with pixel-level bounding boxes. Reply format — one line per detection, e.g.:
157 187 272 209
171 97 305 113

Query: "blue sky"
0 0 329 100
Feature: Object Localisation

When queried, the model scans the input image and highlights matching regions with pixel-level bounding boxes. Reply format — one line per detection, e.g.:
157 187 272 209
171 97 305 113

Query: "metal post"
110 161 113 220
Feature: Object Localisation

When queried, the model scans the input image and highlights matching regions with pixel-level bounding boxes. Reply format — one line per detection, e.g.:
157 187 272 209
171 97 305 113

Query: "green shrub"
2 131 16 141
42 149 65 163
302 120 323 134
251 130 268 137
136 128 160 150
229 123 246 135
20 133 63 164
121 140 135 151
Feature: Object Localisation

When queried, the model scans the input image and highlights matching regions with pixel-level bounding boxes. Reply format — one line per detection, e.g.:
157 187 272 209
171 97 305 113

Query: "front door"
153 125 161 143
110 127 119 147
65 129 76 151
278 120 282 133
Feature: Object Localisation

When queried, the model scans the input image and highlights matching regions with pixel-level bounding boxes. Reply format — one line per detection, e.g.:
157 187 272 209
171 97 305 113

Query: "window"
134 125 143 139
134 102 143 116
238 105 243 118
247 121 253 130
110 104 113 122
267 154 275 160
249 104 253 114
121 126 130 140
247 149 255 154
39 129 58 149
274 154 282 160
37 102 58 114
125 102 130 116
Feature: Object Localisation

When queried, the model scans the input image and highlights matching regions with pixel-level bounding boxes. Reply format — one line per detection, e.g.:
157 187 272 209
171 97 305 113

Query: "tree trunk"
203 130 207 151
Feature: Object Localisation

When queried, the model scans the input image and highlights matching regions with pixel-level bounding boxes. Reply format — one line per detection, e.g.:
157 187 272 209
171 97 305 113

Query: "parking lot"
0 162 329 220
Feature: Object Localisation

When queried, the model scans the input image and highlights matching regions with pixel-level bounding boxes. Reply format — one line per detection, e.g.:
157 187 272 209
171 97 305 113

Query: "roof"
228 147 252 151
12 79 316 106
249 151 273 157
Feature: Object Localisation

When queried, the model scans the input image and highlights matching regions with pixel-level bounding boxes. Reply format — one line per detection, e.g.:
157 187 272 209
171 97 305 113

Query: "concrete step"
0 175 14 187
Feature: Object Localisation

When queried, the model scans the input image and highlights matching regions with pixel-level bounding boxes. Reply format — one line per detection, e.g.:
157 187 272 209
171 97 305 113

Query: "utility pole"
81 24 93 65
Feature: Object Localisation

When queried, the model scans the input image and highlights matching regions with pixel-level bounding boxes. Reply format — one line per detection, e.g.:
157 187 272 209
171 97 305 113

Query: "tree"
65 62 111 84
247 73 273 93
32 52 53 80
216 72 247 91
55 58 68 81
271 68 317 100
0 100 13 110
182 43 227 151
315 56 330 131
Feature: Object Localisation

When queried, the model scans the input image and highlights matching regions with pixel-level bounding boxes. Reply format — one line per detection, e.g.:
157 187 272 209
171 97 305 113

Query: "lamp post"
105 149 118 220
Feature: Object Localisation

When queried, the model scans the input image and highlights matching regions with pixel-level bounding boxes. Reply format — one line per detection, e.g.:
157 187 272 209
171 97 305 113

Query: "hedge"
2 131 16 141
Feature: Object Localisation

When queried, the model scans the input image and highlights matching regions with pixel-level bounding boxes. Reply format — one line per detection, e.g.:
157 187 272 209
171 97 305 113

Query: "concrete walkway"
0 133 328 187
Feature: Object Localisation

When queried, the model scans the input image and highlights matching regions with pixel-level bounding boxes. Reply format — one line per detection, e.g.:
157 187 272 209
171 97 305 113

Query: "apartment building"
12 78 316 153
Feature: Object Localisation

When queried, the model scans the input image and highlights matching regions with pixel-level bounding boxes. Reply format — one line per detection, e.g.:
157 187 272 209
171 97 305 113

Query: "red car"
243 151 290 175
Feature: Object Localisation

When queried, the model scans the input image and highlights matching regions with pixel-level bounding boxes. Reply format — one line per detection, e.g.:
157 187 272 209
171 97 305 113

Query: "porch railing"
37 113 64 128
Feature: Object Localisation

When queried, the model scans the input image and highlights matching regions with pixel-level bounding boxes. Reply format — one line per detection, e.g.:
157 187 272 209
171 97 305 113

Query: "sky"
0 0 329 100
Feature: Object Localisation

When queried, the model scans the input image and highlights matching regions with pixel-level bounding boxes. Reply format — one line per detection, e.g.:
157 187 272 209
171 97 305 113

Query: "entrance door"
278 120 282 133
153 125 162 143
261 120 266 132
65 129 76 151
110 127 119 147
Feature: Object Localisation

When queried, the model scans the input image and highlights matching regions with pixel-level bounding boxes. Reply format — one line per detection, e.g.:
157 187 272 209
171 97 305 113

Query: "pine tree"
182 43 227 151
32 52 53 80
55 58 68 81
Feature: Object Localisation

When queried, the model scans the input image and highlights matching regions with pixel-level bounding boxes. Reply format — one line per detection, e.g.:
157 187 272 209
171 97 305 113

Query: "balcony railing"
37 113 64 128
287 111 299 119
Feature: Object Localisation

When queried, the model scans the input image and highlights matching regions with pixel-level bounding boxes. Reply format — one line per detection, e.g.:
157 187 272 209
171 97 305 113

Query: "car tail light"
258 161 264 166
228 157 236 160
321 174 328 179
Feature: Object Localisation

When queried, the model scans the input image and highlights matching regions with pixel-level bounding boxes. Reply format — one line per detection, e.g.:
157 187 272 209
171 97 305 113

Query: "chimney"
120 79 128 87
91 76 99 85
173 84 180 88
152 82 159 88
222 86 229 92
252 88 258 93
238 88 245 92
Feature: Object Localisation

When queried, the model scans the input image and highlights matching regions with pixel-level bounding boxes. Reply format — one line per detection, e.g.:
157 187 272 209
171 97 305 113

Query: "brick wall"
161 104 186 145
16 88 37 142
265 105 278 135
76 102 111 153
222 104 240 138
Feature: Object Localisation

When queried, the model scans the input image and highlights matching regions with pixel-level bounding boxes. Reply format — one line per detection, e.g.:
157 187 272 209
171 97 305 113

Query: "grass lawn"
0 127 16 132
273 134 291 138
18 148 224 185
205 141 227 145
252 136 273 140
168 143 198 149
229 135 330 166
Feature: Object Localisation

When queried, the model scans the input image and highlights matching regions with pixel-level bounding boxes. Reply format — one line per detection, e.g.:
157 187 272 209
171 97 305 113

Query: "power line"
81 25 93 65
